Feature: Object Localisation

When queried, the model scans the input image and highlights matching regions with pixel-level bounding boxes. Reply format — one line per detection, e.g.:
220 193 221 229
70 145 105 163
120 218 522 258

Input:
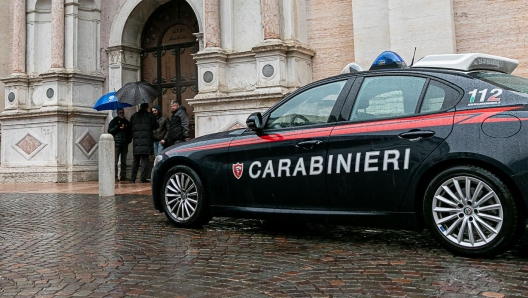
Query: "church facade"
0 0 527 183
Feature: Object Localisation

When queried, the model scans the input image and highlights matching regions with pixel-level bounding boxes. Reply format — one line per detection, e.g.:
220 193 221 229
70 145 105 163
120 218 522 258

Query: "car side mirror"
246 112 264 131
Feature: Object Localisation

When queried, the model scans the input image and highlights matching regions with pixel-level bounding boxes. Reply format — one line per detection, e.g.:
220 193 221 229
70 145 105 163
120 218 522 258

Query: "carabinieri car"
152 51 528 257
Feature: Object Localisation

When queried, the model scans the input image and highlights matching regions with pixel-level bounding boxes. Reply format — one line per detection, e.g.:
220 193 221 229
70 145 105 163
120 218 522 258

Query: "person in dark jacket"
166 100 190 147
108 109 132 181
129 103 159 183
151 104 170 155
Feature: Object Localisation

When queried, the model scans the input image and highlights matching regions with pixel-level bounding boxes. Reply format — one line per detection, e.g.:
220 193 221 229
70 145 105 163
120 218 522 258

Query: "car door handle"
399 130 435 141
295 140 323 150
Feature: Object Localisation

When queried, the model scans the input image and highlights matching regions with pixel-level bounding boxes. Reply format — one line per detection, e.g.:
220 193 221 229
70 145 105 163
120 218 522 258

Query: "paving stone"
0 193 527 297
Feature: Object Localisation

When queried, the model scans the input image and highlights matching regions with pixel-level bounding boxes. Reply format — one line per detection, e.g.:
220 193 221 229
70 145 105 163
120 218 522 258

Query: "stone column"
51 0 65 69
12 0 26 74
204 0 220 48
262 0 280 40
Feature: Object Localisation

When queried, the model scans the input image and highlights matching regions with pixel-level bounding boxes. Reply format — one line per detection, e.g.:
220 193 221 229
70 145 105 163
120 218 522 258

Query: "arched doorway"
141 0 199 138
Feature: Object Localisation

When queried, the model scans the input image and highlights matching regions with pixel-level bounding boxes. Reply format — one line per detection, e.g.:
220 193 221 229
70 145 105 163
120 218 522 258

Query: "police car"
151 51 528 257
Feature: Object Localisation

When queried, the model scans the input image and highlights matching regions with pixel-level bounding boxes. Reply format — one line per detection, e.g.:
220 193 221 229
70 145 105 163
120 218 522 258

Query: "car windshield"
470 72 528 94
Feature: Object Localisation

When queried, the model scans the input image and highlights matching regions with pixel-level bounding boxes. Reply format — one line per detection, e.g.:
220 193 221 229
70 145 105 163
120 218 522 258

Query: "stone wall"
306 0 355 81
453 0 528 77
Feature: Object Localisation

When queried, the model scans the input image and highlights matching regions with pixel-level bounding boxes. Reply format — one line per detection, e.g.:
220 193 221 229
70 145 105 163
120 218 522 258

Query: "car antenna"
410 47 417 67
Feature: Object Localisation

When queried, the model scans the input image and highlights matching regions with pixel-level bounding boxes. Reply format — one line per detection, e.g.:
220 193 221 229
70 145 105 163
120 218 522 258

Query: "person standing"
129 103 158 183
151 104 170 155
166 100 190 147
108 108 132 181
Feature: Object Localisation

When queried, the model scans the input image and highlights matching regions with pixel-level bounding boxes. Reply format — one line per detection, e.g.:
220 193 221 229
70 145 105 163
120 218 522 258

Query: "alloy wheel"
432 176 504 248
165 172 199 222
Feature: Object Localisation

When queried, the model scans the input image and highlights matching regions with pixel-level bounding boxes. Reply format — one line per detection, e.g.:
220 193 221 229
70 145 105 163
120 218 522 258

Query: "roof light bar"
412 53 518 74
369 51 407 70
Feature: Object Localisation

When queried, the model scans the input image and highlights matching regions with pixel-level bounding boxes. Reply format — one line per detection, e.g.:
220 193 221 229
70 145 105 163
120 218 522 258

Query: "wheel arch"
411 155 528 230
154 156 204 208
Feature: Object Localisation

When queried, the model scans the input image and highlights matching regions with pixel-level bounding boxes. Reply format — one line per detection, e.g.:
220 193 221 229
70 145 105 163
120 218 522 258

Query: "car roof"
333 67 477 80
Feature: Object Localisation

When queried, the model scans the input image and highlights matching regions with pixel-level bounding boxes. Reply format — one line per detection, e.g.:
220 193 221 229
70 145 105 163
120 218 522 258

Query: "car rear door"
227 78 353 210
326 75 460 211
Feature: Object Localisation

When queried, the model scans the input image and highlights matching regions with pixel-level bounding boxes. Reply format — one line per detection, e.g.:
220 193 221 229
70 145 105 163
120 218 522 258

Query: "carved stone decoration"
203 71 214 83
180 48 185 55
108 51 122 65
262 64 275 77
46 88 55 99
181 86 187 93
13 131 48 160
8 92 15 102
76 130 99 158
171 87 178 94
191 85 197 93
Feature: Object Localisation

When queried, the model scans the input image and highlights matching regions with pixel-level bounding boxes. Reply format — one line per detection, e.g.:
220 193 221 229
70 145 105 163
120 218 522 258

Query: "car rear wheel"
162 165 211 228
423 166 524 257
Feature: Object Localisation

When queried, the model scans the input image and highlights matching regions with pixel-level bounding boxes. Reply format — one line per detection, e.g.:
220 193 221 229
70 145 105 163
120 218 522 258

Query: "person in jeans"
107 109 132 181
151 104 170 155
129 103 158 183
166 100 190 147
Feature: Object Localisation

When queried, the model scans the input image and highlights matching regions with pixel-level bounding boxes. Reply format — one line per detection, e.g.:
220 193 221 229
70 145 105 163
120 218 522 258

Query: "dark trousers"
114 145 128 179
131 154 149 181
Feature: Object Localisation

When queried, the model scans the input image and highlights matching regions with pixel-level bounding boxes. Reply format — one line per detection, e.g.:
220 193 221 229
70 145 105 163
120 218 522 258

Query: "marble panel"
233 0 263 52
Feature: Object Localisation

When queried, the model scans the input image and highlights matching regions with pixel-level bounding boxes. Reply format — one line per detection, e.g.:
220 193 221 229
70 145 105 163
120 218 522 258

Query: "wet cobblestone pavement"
1 193 527 297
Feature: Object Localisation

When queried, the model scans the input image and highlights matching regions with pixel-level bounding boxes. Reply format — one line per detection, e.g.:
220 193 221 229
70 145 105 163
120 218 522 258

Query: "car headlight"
153 154 163 167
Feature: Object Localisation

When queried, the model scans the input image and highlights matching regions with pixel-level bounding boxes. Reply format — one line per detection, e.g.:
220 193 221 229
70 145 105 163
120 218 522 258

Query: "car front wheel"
423 166 524 257
162 165 211 228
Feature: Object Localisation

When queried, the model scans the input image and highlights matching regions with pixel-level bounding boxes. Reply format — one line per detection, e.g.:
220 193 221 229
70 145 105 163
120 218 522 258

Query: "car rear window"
470 73 528 94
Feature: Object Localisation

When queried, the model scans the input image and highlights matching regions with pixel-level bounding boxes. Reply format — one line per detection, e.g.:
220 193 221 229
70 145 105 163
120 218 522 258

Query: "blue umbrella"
93 91 132 111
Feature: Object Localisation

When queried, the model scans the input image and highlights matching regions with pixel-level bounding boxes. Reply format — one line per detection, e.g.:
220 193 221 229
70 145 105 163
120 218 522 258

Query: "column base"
0 165 98 183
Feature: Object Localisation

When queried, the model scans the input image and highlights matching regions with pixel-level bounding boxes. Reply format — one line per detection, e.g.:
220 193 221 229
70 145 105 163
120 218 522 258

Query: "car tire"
423 165 524 258
161 165 211 228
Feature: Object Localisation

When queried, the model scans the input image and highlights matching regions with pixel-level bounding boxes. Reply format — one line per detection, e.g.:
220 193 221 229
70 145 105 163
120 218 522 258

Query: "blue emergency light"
369 51 407 70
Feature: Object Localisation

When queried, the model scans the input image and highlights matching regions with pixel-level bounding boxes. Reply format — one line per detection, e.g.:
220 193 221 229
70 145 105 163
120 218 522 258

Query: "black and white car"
151 51 528 257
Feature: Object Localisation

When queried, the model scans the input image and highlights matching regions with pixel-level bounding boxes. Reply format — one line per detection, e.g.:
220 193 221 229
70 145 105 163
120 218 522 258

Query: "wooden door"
141 0 199 138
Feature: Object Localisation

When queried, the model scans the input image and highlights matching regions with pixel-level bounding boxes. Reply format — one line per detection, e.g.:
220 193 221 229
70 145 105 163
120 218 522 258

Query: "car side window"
350 76 426 121
265 80 347 129
420 80 460 113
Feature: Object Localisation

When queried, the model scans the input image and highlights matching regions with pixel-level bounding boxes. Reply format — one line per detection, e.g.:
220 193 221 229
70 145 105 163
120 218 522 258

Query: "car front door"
228 79 352 210
327 75 460 211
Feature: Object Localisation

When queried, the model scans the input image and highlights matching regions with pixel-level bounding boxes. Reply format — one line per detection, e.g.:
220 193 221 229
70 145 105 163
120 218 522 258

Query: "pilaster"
51 0 65 70
204 0 220 48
